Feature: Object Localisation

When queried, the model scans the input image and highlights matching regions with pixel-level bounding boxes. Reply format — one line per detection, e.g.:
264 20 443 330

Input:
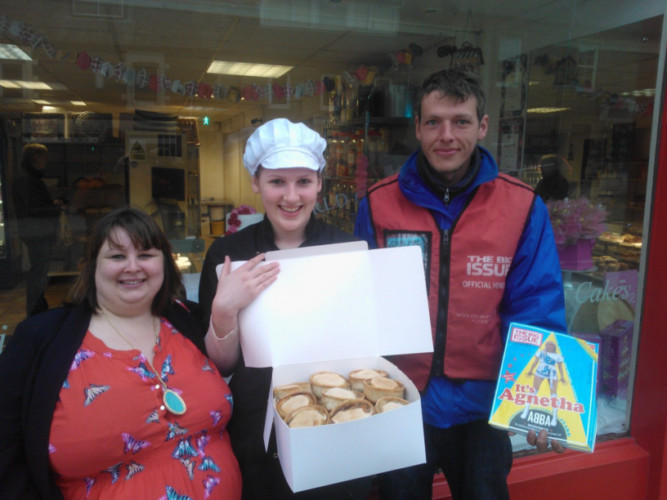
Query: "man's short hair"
415 68 486 122
22 143 49 167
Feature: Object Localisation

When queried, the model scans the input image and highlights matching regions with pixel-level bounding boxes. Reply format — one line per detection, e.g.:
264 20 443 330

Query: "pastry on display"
363 376 405 403
276 392 318 419
273 382 312 400
621 233 642 244
594 255 620 271
375 396 409 413
348 368 389 392
309 371 349 398
275 369 411 427
320 387 364 411
285 405 330 428
330 399 375 423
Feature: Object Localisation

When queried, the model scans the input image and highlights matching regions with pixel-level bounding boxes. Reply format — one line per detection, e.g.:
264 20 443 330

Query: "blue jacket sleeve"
353 196 378 249
500 196 567 340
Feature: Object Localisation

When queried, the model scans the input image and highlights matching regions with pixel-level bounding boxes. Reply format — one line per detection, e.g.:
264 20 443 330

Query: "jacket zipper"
430 228 451 380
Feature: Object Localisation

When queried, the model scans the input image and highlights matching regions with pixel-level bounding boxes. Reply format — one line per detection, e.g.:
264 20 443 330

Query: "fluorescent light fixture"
0 44 32 61
0 80 67 90
527 107 570 114
34 99 86 106
207 60 293 78
622 88 656 97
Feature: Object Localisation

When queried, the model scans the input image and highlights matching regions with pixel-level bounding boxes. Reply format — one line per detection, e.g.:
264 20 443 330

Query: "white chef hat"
243 118 327 176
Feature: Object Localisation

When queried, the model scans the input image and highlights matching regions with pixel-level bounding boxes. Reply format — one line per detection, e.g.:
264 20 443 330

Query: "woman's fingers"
215 254 280 308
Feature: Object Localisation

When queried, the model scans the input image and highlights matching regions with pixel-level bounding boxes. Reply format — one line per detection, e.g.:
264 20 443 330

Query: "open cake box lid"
232 242 433 368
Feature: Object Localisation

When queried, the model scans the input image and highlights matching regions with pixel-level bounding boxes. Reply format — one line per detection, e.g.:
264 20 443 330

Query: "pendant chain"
99 307 188 415
100 308 164 389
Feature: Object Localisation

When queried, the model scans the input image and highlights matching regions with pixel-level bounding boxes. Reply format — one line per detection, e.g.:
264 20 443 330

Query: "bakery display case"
594 231 642 272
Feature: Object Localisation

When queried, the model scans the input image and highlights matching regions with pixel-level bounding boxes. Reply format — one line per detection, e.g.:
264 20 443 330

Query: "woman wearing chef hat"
198 118 369 499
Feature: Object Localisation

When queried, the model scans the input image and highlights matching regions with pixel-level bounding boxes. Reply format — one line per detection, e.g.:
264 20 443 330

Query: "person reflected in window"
535 154 570 202
12 143 64 317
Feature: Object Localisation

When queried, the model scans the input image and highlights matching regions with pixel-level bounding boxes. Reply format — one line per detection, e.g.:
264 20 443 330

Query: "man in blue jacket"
355 68 567 499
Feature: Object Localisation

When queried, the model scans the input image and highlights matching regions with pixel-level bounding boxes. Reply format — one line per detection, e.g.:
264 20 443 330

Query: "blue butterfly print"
161 355 175 381
162 486 193 500
166 422 188 441
125 461 145 480
224 393 234 410
146 408 160 424
203 475 221 498
102 463 122 484
171 437 198 459
83 384 110 406
209 410 222 426
201 359 214 372
122 432 151 454
48 443 56 454
70 349 94 370
62 378 70 389
198 456 220 472
84 477 95 496
128 362 156 381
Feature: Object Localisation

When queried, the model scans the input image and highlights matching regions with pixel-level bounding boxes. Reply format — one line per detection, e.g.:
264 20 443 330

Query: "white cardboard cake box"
230 243 433 492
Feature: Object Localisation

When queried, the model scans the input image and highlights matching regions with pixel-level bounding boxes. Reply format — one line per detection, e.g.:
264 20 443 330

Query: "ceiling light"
0 44 32 61
207 60 293 78
71 100 87 106
33 99 50 105
527 107 570 114
0 80 67 90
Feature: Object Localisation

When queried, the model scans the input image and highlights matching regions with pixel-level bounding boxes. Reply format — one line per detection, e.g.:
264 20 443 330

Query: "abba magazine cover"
489 323 599 452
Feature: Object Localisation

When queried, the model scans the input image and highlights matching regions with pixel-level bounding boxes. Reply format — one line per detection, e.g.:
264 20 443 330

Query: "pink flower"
547 197 607 246
224 205 257 235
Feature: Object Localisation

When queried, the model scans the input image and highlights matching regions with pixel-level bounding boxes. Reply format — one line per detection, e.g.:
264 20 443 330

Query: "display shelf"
319 115 416 231
43 141 128 275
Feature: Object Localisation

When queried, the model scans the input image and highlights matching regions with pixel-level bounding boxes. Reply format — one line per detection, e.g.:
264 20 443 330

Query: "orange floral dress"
49 318 242 499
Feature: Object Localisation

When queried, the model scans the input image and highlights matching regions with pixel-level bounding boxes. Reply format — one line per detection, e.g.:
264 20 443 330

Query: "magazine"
488 323 599 452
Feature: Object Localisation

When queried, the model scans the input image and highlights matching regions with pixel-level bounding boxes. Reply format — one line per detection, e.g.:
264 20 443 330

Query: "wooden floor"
0 275 77 343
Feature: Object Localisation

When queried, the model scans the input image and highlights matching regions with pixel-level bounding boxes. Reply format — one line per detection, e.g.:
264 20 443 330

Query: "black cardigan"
0 302 205 500
197 215 367 499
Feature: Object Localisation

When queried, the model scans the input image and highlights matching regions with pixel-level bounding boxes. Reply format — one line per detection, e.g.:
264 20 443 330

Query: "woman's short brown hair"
67 207 185 313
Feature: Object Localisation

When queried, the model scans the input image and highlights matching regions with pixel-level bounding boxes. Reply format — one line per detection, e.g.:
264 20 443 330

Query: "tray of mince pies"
273 369 411 428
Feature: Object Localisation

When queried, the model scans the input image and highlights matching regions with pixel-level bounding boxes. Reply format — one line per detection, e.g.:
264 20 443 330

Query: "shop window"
0 0 664 459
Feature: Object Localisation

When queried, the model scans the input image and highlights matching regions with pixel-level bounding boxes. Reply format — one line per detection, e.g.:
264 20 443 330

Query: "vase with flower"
224 204 263 235
546 197 607 270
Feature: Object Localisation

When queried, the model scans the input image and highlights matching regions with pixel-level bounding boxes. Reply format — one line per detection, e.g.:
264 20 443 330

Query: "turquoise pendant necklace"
100 308 187 416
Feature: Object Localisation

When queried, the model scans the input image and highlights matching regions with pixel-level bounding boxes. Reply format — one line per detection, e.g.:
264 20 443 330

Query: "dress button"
160 405 166 411
155 384 161 390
